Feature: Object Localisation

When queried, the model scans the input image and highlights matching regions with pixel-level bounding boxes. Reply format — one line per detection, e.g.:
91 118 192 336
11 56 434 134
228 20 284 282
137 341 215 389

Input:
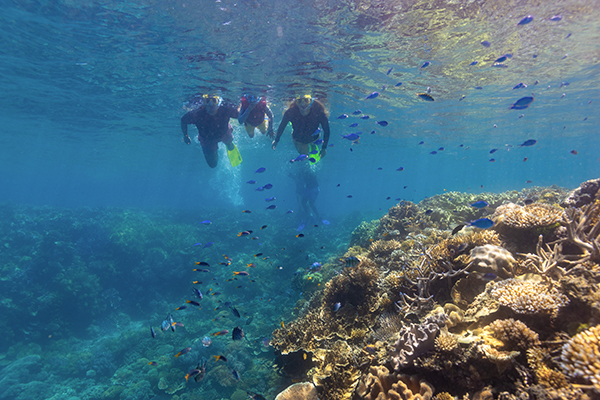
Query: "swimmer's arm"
238 105 250 124
265 106 274 134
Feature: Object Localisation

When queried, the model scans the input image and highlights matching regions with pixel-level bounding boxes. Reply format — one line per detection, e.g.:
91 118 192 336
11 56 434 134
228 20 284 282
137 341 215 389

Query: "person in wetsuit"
271 94 330 159
290 162 329 231
238 94 274 138
181 95 240 168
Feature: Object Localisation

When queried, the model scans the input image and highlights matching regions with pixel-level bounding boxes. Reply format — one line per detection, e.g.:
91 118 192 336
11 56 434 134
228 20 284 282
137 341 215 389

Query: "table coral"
356 365 434 400
489 278 569 318
560 324 600 391
468 245 515 278
492 203 565 230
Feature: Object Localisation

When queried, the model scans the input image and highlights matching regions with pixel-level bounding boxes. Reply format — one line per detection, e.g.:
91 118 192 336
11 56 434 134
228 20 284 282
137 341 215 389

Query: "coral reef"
492 203 565 230
375 201 420 239
489 278 570 317
561 178 600 208
468 245 515 278
356 366 434 400
560 324 600 392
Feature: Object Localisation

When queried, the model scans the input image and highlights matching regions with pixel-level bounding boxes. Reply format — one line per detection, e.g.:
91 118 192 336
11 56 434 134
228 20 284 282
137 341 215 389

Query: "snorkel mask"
295 94 312 116
246 94 260 104
203 94 222 114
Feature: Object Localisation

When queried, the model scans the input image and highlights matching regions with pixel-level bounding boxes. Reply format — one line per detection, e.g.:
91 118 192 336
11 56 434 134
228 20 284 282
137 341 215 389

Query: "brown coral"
487 318 541 350
489 278 569 317
468 244 515 278
434 330 459 353
275 382 319 400
492 203 565 229
356 365 434 400
370 239 402 257
376 201 420 239
560 324 600 391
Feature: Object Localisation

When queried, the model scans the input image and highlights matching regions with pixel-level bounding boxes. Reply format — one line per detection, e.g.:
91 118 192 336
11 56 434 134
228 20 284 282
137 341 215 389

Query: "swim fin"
308 143 321 165
227 144 243 167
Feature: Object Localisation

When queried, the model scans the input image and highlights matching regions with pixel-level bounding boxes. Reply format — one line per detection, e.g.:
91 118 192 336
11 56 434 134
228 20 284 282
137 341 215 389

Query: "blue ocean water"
0 0 599 399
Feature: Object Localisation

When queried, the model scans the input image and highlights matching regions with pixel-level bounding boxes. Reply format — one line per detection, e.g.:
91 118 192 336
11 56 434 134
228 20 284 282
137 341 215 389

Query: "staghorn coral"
489 278 569 317
468 245 515 278
356 365 434 400
390 313 447 370
560 324 600 391
561 200 600 264
492 203 565 230
487 318 540 350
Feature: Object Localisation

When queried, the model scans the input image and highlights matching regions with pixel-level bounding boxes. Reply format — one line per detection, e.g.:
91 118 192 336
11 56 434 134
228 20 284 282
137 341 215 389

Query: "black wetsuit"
274 102 330 147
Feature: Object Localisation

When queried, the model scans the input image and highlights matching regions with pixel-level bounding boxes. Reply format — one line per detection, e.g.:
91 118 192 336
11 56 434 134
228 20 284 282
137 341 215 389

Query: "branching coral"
560 201 600 264
487 318 541 350
492 203 565 230
356 366 434 400
376 201 420 239
434 330 459 353
560 324 600 392
370 239 403 258
489 278 569 318
390 313 447 370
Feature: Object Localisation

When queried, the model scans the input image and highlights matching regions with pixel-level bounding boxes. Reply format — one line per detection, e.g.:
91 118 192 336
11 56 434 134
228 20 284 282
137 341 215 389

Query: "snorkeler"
181 94 242 168
271 94 330 160
238 94 274 138
291 163 329 231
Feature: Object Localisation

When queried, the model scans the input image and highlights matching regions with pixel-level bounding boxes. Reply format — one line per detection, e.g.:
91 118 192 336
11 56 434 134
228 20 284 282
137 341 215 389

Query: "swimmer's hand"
183 135 191 145
266 129 274 139
271 139 278 150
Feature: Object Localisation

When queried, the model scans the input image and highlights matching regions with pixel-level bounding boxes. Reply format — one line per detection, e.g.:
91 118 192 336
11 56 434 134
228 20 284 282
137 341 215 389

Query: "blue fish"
313 139 323 145
438 147 445 151
246 180 256 184
312 128 322 137
193 242 202 247
519 139 537 147
201 220 212 225
512 82 527 90
365 92 379 100
352 110 362 115
255 187 265 191
265 197 276 202
263 183 273 189
430 151 438 155
376 121 388 127
337 114 348 119
481 40 491 47
420 61 430 68
490 158 496 162
349 123 358 127
550 15 562 22
370 130 376 134
469 61 478 66
292 154 308 162
475 86 483 90
266 205 277 210
396 167 404 171
192 287 203 299
481 273 498 281
332 302 341 312
360 115 370 120
255 167 266 173
517 15 534 25
490 149 498 154
495 54 508 63
203 242 214 248
470 200 489 209
387 67 393 75
468 218 494 229
510 96 534 110
309 148 319 155
418 141 424 145
341 133 360 141
395 82 402 87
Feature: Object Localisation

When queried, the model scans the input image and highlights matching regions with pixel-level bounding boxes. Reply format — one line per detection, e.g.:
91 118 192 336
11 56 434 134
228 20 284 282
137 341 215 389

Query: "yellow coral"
488 318 541 350
433 393 454 400
434 331 459 353
492 203 565 229
489 278 569 317
560 324 600 390
356 365 434 400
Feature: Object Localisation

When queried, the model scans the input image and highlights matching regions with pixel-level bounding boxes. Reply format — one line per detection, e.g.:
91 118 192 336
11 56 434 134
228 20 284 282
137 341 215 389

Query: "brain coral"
356 365 434 400
468 244 515 278
492 203 565 229
560 324 600 391
489 278 569 317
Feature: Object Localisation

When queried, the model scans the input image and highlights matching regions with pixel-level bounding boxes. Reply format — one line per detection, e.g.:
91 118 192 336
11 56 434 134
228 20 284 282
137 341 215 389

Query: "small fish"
313 138 323 145
247 263 256 268
266 205 277 210
254 253 263 257
349 122 359 127
193 242 202 246
312 128 322 137
510 96 534 110
523 157 528 162
213 330 230 337
242 210 252 213
451 224 465 236
416 93 435 101
332 302 341 312
395 82 402 86
517 15 534 25
230 306 241 318
470 200 489 209
201 220 212 225
469 61 478 66
519 139 537 147
255 186 265 191
246 180 256 184
195 261 210 266
489 149 498 154
337 114 348 119
263 183 273 189
255 167 266 173
202 336 212 347
571 150 578 155
512 82 527 90
418 141 424 145
438 147 445 151
361 115 370 120
550 15 562 21
459 95 466 101
175 306 187 310
352 110 362 115
203 242 214 248
233 271 249 276
480 273 498 281
232 326 245 340
174 347 192 358
213 355 228 362
494 54 508 63
526 180 533 184
185 368 201 382
468 218 495 229
296 233 305 238
265 196 276 202
489 158 496 162
193 268 210 273
365 91 379 100
475 86 483 90
430 151 438 155
376 121 388 127
396 167 404 171
260 225 268 230
523 198 534 205
347 195 353 198
341 133 360 141
186 300 200 306
150 327 156 338
238 230 253 236
280 321 285 328
425 209 434 215
148 361 158 366
387 67 393 75
345 256 360 268
420 61 430 68
231 369 241 381
481 40 491 47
